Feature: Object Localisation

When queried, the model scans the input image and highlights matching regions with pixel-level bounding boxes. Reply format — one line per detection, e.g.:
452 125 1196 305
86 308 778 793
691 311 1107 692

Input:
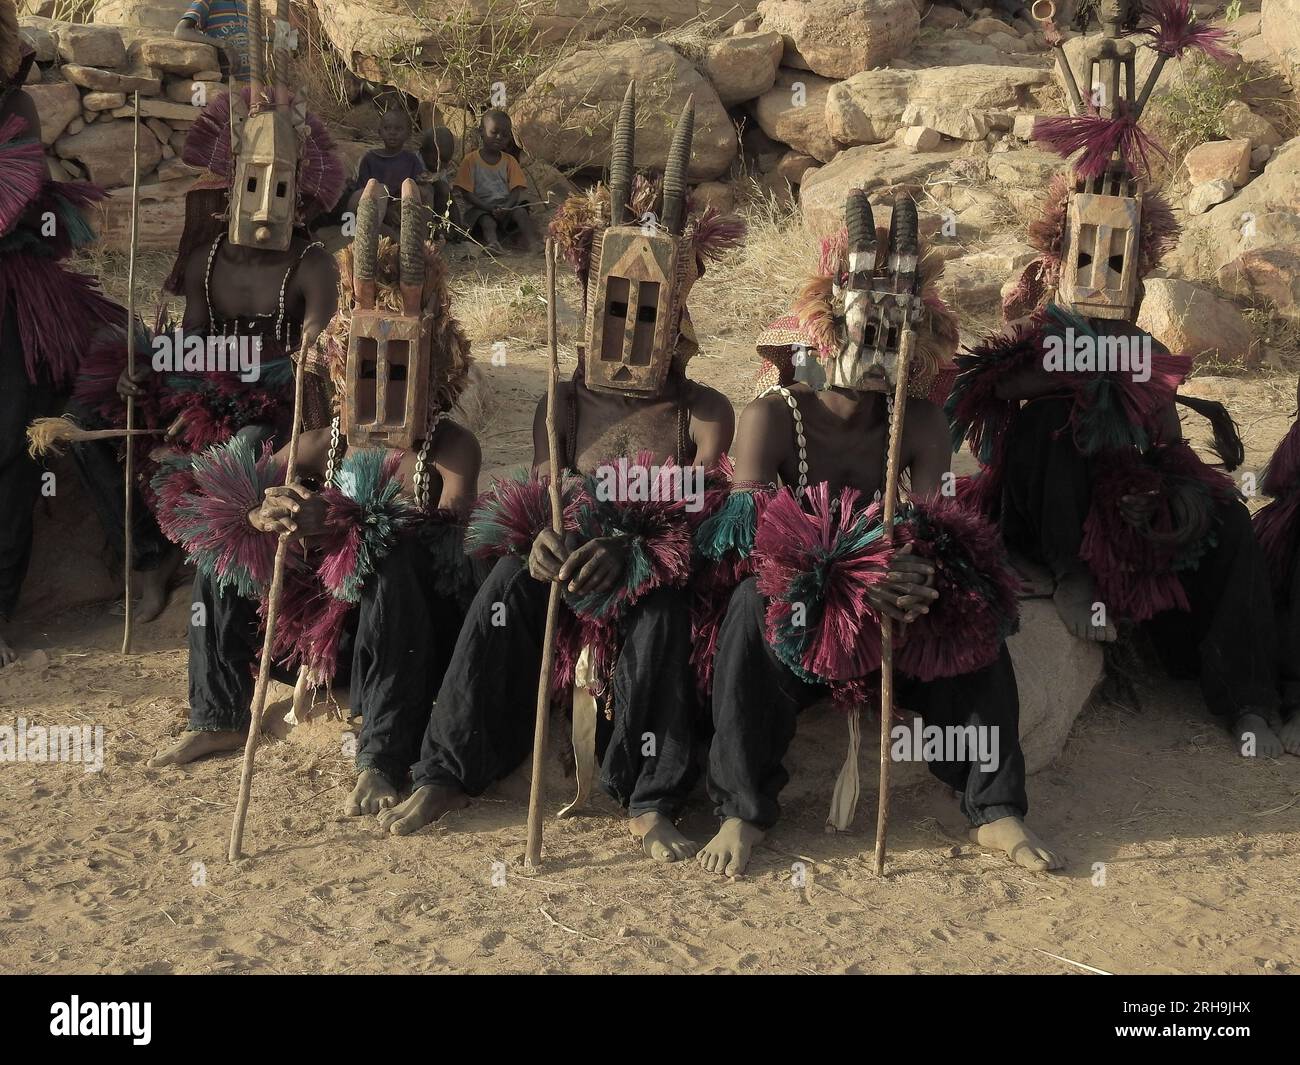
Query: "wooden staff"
524 238 563 872
873 327 914 877
227 337 311 862
122 90 142 656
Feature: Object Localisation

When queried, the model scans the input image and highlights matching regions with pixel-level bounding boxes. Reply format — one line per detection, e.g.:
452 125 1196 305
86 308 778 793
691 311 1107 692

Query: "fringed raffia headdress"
1013 0 1229 320
756 197 959 403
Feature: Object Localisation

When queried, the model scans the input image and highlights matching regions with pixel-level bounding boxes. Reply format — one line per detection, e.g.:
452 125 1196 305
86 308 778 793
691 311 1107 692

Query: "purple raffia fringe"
1140 0 1232 61
894 495 1021 681
1081 441 1235 622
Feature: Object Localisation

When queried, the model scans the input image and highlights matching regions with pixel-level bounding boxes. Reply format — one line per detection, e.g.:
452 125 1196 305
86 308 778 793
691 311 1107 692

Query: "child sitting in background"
453 109 537 254
418 126 460 239
346 108 429 238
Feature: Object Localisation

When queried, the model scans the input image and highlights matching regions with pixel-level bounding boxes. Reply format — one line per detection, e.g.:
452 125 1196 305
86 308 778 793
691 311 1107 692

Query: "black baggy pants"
186 534 463 783
410 554 699 818
1001 397 1278 723
706 577 1028 831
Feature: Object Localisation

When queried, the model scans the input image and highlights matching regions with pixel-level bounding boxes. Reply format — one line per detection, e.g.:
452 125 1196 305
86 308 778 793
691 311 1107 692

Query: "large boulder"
62 63 162 94
18 18 57 62
55 23 127 68
1136 277 1256 365
25 81 82 144
306 0 759 79
127 35 219 75
1261 0 1300 86
703 30 783 106
512 39 737 181
751 67 838 163
1164 137 1300 286
1219 99 1282 151
799 141 962 234
1184 138 1252 188
1215 213 1300 319
826 64 1050 146
938 243 1038 319
756 0 919 80
92 0 193 32
94 175 194 252
54 119 163 188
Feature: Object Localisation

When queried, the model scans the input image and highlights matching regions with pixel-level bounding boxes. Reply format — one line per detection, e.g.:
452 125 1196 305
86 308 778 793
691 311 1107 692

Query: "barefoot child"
693 194 1061 878
452 109 536 253
378 88 743 863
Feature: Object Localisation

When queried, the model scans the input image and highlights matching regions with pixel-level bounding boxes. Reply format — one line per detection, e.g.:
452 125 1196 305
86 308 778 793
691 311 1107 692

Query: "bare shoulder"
295 241 339 281
683 381 733 421
536 378 574 420
293 426 333 475
903 398 950 445
432 418 482 469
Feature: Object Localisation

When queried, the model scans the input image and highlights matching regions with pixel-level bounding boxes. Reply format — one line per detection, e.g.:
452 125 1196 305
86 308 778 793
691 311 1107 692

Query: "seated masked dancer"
949 3 1281 755
692 193 1059 877
148 179 481 817
1253 373 1300 756
71 2 344 607
377 86 743 863
0 2 123 665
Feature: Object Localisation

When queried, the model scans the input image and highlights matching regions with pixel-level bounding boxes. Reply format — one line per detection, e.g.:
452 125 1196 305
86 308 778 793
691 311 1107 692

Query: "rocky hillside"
15 0 1300 363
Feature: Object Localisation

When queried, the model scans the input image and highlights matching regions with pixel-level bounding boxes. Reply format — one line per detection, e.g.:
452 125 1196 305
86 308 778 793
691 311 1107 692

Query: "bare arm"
686 383 736 467
530 382 571 474
293 246 340 351
432 422 482 520
902 400 952 498
730 395 790 486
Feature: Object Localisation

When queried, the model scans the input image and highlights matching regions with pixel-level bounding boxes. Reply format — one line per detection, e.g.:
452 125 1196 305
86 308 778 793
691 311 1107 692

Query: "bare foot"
1280 711 1300 757
969 816 1064 872
1234 712 1284 758
148 729 246 767
343 768 397 816
697 817 765 877
376 783 468 836
135 546 183 623
0 632 16 669
629 811 698 863
1053 570 1116 642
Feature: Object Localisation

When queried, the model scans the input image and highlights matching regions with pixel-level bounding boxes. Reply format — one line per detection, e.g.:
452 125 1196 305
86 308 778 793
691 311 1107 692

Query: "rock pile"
20 17 219 251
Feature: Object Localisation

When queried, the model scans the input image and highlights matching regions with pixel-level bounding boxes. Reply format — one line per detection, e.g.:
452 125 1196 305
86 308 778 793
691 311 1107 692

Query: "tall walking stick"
121 91 142 654
227 337 310 862
873 198 921 877
524 238 563 872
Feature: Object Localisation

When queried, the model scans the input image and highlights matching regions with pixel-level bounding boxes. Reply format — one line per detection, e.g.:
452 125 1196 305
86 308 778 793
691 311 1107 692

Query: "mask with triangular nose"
1057 167 1142 321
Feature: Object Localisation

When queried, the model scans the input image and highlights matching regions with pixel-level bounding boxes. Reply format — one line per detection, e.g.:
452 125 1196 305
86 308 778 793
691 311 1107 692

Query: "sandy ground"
2 243 1299 975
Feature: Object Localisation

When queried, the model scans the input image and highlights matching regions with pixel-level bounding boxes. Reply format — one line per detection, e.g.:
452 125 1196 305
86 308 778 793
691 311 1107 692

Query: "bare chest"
568 394 689 473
